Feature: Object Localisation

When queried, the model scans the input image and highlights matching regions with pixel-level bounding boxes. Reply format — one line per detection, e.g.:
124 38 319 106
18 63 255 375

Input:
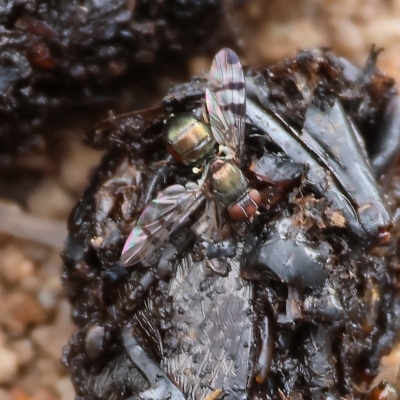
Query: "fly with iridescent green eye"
121 48 262 267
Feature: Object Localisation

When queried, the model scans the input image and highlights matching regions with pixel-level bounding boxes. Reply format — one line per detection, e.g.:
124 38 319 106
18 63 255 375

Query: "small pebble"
10 339 34 367
31 388 59 400
0 245 34 285
322 0 359 17
38 277 61 310
9 388 30 400
34 358 64 388
59 138 102 194
394 0 400 14
55 376 76 400
330 18 366 64
0 328 7 346
0 388 12 400
1 292 48 336
0 346 18 384
257 19 327 62
27 178 75 220
31 301 74 361
363 17 400 47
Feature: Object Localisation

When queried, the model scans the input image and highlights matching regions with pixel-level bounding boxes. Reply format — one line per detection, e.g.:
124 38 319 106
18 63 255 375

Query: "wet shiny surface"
63 49 400 399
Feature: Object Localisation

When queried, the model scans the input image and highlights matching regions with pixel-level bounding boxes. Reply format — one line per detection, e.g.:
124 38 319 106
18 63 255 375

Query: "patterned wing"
206 48 246 159
121 183 205 266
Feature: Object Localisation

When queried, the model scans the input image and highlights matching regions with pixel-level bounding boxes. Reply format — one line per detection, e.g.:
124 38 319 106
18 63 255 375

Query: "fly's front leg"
122 327 186 400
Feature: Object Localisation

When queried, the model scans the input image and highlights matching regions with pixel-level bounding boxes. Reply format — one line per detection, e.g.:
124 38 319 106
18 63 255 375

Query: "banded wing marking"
205 48 246 158
121 183 205 266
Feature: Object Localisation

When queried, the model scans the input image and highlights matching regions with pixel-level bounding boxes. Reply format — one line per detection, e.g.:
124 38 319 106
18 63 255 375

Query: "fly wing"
205 48 246 159
121 183 205 266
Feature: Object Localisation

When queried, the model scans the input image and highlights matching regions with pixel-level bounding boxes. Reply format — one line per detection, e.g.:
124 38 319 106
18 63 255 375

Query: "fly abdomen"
209 160 248 204
229 189 261 221
164 113 215 165
210 159 261 220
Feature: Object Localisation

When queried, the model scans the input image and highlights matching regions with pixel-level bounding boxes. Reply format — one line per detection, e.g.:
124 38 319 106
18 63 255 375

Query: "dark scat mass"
62 49 400 399
0 0 227 159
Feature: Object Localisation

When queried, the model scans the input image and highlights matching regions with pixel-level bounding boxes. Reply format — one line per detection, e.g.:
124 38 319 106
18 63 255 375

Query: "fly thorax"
163 113 216 165
209 160 248 206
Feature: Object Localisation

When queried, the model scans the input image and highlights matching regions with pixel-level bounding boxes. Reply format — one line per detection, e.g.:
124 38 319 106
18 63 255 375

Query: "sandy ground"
2 1 400 398
0 136 102 400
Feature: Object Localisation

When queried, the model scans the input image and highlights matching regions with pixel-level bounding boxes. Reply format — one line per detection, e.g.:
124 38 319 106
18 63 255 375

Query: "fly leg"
122 327 186 400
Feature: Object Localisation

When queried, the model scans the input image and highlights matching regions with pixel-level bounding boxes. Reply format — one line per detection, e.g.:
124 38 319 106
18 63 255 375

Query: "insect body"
163 113 215 165
121 48 261 267
209 159 261 220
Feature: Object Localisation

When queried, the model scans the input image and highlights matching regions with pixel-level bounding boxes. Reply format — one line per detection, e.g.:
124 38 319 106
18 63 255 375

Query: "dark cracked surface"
62 49 400 399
